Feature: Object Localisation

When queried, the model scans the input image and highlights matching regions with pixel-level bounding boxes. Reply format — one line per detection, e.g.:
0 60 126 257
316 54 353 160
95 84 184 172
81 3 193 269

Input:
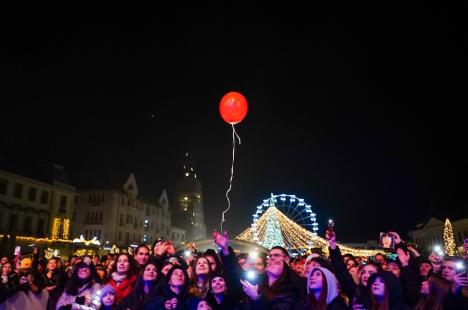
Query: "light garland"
251 194 319 242
44 248 55 259
237 207 384 257
443 218 456 256
262 207 285 248
62 219 70 240
51 218 62 239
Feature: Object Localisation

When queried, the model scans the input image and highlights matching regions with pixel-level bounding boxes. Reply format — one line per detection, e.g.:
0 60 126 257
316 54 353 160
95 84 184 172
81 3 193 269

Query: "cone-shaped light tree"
443 218 456 256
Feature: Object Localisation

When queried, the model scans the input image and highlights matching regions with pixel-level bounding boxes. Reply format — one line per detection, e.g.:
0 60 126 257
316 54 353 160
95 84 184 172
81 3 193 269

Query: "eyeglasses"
268 253 286 259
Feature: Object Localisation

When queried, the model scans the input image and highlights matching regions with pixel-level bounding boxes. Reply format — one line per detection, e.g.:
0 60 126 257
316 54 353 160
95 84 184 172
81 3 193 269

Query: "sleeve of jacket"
399 265 421 307
329 246 356 300
220 246 243 300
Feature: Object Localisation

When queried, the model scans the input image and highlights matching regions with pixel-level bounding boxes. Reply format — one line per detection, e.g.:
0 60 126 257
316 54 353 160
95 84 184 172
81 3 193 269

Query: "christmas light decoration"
0 234 71 244
262 207 285 249
72 235 101 246
251 194 318 243
237 206 383 258
443 218 456 256
51 218 62 239
44 248 55 259
62 219 70 239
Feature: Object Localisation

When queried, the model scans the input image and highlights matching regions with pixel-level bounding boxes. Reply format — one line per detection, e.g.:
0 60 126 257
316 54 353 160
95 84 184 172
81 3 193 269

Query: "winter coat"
293 296 348 310
204 247 243 310
368 272 411 310
241 267 297 310
294 267 347 310
328 246 371 308
144 284 197 310
119 275 165 310
56 282 101 310
45 270 67 310
108 273 138 305
0 273 19 304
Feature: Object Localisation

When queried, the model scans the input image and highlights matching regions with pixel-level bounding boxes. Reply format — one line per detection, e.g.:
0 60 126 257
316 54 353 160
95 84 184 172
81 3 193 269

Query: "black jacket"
368 272 411 310
241 273 297 310
293 295 348 310
328 246 371 308
0 273 19 304
144 284 196 310
204 247 243 310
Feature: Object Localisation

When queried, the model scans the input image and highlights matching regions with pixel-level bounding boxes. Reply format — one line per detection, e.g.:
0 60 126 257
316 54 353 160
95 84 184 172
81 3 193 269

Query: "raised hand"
396 248 410 267
452 272 468 293
388 231 402 245
213 230 229 255
325 230 336 250
407 245 421 257
240 279 260 301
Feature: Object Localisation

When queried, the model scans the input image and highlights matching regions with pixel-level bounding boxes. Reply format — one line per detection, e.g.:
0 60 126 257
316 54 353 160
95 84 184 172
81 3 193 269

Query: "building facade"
0 165 76 240
410 217 468 252
172 153 207 242
74 173 175 248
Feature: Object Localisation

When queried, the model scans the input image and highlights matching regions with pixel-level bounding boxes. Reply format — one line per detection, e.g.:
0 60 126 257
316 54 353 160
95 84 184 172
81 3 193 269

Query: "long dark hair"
307 269 328 310
414 275 450 310
190 256 213 285
261 261 291 302
132 263 164 308
65 262 96 295
369 276 389 310
111 253 138 277
204 250 222 274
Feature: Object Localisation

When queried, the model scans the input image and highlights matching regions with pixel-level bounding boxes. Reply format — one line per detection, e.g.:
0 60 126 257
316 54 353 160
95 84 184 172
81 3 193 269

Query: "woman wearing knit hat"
294 266 347 309
100 284 118 310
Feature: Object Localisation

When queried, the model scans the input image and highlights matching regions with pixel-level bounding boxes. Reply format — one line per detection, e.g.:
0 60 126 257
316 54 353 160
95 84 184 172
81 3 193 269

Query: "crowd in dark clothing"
1 231 467 309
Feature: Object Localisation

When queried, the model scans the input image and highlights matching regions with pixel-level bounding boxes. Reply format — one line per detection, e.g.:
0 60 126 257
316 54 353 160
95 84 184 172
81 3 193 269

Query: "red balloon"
219 91 248 124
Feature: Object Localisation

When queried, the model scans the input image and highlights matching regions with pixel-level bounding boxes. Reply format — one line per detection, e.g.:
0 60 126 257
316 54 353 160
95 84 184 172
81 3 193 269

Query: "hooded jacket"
368 271 411 310
294 267 347 310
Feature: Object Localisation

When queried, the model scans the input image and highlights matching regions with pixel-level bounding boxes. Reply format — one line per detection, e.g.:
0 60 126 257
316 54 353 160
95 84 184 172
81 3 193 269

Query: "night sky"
2 3 466 242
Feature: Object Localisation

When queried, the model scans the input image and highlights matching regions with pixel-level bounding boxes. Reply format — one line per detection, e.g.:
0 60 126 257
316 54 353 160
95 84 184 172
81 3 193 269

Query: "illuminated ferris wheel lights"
280 197 286 201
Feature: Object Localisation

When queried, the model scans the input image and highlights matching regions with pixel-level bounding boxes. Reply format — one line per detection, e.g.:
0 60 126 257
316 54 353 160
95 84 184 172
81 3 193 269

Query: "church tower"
172 152 207 241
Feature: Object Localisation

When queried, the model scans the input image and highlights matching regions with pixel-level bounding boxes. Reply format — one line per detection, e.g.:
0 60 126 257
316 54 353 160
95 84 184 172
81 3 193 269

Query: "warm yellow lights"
63 219 70 240
444 218 456 256
51 218 62 239
236 207 383 258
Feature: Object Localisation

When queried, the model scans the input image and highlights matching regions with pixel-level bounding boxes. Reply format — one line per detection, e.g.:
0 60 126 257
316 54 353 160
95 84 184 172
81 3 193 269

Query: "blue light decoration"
251 193 319 249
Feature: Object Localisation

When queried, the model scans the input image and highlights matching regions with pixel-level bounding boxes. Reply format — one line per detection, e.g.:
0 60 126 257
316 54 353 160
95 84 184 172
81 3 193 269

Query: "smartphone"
242 270 259 285
14 246 21 256
456 261 467 277
327 219 334 234
380 232 395 249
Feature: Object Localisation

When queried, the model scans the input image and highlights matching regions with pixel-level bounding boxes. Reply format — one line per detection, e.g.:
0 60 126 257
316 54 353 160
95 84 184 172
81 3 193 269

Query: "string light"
236 207 384 258
0 234 71 243
262 207 285 248
51 218 62 240
62 219 70 240
443 218 456 256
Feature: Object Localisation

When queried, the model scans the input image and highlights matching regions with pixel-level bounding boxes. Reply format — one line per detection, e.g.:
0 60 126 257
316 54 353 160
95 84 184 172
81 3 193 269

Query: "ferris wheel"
251 193 319 245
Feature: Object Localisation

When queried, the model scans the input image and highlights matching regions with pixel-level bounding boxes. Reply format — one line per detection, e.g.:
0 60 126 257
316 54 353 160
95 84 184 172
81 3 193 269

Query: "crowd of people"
1 229 467 309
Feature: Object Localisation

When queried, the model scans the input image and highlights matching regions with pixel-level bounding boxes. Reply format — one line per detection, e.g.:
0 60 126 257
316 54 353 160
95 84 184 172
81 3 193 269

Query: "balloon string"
221 124 241 232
